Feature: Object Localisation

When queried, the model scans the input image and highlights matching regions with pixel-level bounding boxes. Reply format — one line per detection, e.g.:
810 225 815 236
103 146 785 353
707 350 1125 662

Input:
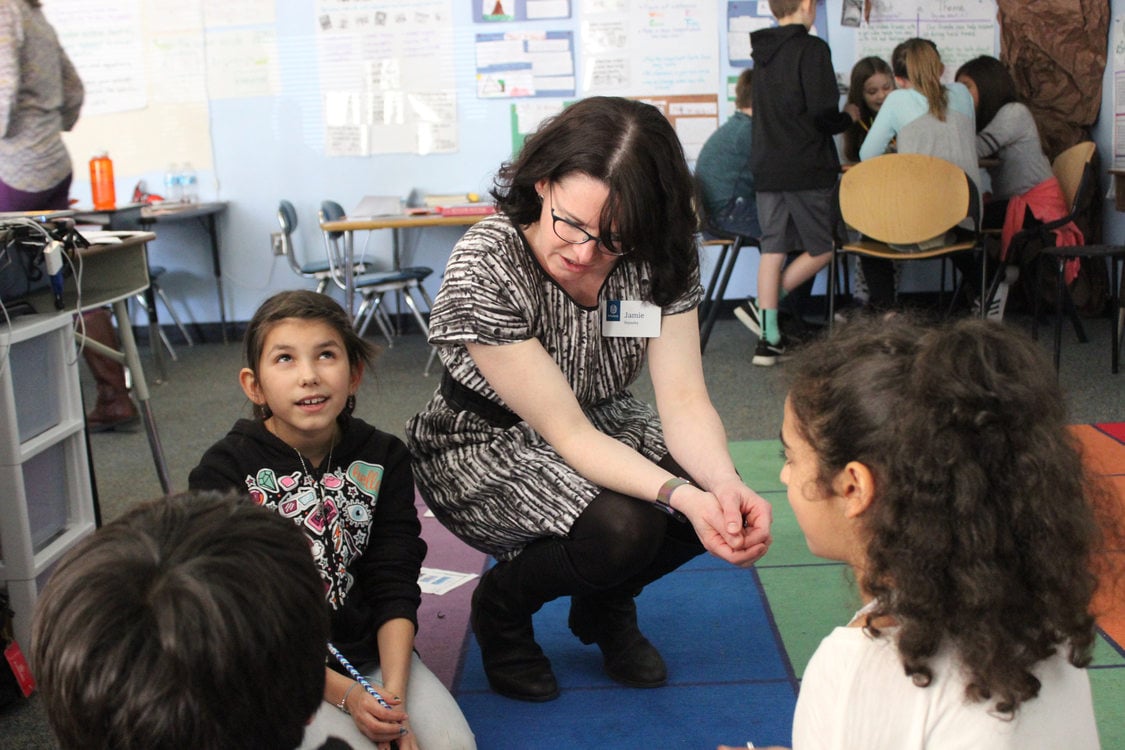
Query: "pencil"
328 642 394 711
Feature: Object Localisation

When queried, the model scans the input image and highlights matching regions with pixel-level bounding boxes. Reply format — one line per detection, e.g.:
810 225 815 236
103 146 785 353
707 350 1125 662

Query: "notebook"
350 195 403 219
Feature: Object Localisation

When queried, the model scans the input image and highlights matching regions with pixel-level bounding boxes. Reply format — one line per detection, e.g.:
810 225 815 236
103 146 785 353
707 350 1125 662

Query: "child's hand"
349 689 409 745
844 102 861 122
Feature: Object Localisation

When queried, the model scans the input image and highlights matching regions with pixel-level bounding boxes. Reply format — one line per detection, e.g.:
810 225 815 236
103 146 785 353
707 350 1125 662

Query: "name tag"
601 299 661 337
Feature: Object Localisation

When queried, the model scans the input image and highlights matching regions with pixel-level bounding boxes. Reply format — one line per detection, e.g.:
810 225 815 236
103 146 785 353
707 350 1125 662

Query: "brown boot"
81 308 140 433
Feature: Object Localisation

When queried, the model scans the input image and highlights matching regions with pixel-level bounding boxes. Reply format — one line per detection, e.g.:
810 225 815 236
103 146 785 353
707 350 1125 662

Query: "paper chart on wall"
580 0 719 97
855 0 997 81
45 0 147 116
315 0 458 156
475 31 576 98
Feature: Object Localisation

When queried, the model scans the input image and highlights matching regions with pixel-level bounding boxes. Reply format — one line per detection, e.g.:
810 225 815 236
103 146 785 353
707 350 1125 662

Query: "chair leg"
134 292 178 361
402 286 431 337
828 250 839 333
154 284 194 346
1110 256 1121 374
700 244 730 323
700 240 741 353
1053 259 1066 371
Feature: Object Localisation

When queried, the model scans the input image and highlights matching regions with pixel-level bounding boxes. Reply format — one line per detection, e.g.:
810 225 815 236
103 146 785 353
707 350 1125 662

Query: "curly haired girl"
732 315 1111 749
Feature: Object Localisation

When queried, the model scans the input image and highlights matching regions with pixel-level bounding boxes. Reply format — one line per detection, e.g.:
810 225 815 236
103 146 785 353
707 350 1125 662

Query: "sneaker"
734 299 761 336
752 337 789 367
972 281 1009 321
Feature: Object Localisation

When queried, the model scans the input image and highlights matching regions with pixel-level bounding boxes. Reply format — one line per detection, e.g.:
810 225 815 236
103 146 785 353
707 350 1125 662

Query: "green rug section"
731 438 1125 743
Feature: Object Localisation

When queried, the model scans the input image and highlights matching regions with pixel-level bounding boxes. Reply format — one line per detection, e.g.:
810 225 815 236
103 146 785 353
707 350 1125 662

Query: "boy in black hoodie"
739 0 858 365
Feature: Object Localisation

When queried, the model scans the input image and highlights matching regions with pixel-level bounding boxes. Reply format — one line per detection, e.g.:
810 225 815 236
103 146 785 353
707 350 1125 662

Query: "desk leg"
345 230 356 322
143 286 168 383
111 299 172 494
202 214 228 344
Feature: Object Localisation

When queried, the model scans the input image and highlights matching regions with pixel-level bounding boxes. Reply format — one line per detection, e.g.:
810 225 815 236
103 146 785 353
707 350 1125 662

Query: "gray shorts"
756 188 835 256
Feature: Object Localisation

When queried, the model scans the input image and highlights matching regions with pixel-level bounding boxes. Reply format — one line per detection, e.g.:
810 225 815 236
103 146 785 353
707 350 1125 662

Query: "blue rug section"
455 554 798 749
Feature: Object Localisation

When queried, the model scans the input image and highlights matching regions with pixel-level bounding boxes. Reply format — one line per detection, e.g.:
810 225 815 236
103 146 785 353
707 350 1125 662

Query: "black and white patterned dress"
406 214 702 560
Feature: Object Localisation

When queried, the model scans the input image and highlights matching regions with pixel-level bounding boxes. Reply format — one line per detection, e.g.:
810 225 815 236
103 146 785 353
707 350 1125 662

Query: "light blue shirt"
859 83 976 162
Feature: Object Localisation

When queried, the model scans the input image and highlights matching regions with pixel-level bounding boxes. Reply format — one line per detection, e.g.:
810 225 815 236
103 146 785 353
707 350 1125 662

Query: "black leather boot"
568 590 667 688
470 562 560 702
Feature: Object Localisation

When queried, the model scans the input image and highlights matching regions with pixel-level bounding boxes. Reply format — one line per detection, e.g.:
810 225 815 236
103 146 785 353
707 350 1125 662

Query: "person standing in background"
0 0 138 431
744 0 859 365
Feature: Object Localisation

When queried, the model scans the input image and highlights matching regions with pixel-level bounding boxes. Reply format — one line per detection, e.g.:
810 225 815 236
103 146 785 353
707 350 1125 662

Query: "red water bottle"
89 152 116 210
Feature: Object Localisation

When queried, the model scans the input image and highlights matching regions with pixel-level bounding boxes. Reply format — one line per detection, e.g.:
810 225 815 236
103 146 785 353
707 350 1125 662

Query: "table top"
320 212 491 232
73 201 228 225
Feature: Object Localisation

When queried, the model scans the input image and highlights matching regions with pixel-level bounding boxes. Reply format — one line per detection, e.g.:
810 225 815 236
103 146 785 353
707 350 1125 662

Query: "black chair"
1037 243 1124 373
318 201 438 373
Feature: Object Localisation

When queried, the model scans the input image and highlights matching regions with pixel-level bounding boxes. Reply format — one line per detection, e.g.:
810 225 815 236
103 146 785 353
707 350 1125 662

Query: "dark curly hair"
490 96 699 307
787 314 1113 715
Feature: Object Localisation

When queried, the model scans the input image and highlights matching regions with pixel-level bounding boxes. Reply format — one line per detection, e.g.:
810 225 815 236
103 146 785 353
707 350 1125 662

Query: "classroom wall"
60 0 1121 330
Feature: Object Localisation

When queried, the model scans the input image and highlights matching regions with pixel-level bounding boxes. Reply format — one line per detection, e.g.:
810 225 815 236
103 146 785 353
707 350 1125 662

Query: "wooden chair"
829 153 984 329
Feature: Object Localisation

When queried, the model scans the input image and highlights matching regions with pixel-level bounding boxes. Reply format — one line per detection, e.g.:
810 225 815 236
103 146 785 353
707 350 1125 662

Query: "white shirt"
793 627 1099 749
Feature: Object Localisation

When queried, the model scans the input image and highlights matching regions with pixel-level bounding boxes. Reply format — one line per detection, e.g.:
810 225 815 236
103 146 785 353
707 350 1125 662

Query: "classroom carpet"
446 427 1125 749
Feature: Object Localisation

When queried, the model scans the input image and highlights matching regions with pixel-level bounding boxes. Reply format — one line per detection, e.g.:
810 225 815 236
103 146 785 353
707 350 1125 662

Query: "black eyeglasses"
548 190 629 257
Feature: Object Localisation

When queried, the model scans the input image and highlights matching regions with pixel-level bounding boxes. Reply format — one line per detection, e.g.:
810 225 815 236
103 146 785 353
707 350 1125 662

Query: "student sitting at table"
954 55 1083 297
858 38 980 313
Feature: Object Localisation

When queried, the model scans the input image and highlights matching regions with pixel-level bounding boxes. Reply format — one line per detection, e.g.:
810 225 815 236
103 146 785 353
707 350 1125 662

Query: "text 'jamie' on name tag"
601 299 662 337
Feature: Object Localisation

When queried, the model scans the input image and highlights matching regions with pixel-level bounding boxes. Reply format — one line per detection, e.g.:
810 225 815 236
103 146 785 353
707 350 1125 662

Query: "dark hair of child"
842 56 894 162
786 315 1117 715
242 289 376 420
32 492 329 750
955 55 1020 133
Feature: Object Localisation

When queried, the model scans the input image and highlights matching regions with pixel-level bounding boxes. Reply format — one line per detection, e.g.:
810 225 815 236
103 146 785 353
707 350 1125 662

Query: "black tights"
493 455 706 610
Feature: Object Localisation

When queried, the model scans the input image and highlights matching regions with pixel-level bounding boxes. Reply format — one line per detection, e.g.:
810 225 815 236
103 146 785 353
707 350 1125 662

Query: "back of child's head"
955 55 1019 132
768 0 805 20
892 38 948 120
32 491 330 750
243 288 375 377
735 68 753 110
788 315 1103 715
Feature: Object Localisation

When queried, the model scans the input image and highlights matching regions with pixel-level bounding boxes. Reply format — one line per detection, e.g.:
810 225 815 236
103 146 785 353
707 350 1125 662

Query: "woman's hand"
676 480 772 567
347 688 409 746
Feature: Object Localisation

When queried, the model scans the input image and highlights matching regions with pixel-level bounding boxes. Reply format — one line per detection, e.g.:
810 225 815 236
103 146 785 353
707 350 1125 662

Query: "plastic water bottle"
181 162 199 203
163 164 182 202
89 152 116 210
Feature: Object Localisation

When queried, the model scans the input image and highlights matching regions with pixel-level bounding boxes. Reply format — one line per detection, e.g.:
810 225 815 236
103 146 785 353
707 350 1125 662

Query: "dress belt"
440 370 521 429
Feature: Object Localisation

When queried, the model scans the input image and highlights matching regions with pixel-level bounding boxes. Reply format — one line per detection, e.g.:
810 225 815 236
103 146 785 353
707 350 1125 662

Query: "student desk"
74 201 231 348
318 212 489 321
23 231 172 494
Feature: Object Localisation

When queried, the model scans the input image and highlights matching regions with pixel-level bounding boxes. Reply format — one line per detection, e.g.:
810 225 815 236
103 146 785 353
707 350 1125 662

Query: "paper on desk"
351 195 402 218
418 567 478 595
78 231 124 244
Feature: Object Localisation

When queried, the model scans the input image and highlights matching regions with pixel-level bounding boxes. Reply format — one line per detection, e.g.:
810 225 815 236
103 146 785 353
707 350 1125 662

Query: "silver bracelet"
336 682 359 714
